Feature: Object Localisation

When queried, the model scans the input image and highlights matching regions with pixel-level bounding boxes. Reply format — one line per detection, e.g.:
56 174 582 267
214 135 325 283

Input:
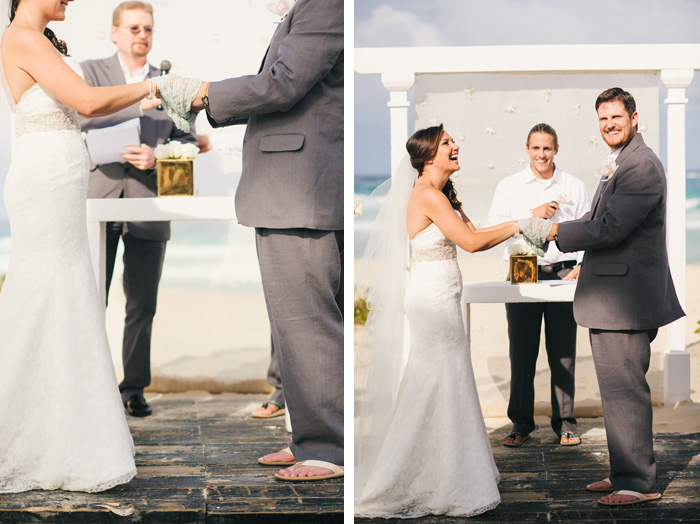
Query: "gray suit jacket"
205 0 343 230
79 54 197 241
557 134 684 330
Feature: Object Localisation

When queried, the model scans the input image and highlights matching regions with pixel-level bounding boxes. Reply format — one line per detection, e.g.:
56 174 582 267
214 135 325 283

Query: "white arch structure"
355 44 700 405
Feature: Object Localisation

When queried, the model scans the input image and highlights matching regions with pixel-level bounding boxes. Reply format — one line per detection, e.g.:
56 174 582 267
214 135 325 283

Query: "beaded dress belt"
539 260 577 273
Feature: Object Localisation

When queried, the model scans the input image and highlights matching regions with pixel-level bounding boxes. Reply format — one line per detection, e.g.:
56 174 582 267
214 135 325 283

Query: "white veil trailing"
354 155 418 497
0 0 13 138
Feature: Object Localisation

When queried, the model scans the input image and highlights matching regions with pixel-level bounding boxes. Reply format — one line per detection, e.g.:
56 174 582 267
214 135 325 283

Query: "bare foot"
277 462 344 479
254 403 281 417
560 432 581 445
261 450 295 464
600 491 660 504
588 479 613 491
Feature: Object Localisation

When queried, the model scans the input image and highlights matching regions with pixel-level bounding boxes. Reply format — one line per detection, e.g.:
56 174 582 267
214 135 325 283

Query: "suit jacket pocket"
594 262 628 276
260 134 305 152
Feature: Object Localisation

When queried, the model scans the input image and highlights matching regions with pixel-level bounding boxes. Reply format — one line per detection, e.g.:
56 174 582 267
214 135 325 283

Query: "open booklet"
84 118 141 165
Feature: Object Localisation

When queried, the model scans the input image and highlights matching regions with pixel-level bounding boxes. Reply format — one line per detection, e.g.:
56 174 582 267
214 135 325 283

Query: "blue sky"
354 0 700 175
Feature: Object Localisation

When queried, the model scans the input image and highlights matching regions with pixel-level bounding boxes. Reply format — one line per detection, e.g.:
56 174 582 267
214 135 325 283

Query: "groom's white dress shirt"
487 166 591 266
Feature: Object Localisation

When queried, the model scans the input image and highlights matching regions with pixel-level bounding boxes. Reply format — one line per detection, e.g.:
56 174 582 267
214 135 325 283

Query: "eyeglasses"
120 25 154 36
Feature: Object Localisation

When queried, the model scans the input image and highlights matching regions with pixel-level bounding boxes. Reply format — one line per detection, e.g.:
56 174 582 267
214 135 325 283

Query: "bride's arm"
4 29 150 118
420 187 518 253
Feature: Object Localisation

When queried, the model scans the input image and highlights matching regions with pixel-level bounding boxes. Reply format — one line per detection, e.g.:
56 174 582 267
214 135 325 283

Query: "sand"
355 256 700 433
105 284 274 395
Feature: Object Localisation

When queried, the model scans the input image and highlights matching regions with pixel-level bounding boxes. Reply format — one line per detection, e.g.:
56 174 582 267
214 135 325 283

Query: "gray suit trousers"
589 328 658 493
266 336 285 407
255 228 343 464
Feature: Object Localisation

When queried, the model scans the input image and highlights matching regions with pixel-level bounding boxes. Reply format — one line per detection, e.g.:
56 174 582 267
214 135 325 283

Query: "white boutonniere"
267 0 296 18
597 156 618 181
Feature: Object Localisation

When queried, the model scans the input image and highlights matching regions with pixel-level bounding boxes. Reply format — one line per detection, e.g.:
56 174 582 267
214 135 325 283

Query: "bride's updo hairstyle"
406 124 462 210
10 0 69 56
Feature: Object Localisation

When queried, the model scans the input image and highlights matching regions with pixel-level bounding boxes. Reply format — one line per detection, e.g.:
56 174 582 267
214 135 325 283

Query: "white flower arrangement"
267 0 296 18
354 201 363 217
154 141 199 160
597 156 618 180
508 238 536 256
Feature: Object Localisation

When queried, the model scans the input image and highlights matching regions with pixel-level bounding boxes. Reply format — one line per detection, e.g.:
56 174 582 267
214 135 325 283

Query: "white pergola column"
660 68 693 405
381 72 415 177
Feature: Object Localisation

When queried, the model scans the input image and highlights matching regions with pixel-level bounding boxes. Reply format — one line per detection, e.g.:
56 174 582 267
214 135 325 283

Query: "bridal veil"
354 156 417 491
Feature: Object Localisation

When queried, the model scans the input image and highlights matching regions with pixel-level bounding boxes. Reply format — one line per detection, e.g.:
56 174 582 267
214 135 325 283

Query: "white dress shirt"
486 165 591 265
117 54 150 84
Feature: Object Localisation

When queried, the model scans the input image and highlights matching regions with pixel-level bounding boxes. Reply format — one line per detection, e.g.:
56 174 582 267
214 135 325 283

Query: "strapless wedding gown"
0 58 137 493
355 223 500 518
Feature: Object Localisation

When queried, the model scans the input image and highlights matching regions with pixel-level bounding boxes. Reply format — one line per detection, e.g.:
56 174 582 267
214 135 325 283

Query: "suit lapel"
105 53 127 85
589 134 645 217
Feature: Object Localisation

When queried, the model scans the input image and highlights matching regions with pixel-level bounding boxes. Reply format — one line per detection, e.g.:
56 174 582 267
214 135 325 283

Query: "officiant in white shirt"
78 1 200 418
487 123 590 448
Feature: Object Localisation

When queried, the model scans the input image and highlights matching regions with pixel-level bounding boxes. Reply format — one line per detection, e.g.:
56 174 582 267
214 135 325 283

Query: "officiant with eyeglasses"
78 1 199 418
487 123 590 448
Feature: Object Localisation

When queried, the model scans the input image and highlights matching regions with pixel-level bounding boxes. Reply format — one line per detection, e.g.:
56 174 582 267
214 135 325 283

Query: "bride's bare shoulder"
2 25 52 55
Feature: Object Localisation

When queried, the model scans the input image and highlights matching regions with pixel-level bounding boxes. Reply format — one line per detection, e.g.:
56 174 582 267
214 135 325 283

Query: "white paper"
85 118 141 165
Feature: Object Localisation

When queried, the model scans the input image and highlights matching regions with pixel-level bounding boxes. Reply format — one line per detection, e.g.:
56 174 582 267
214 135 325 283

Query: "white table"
86 196 237 308
462 280 576 347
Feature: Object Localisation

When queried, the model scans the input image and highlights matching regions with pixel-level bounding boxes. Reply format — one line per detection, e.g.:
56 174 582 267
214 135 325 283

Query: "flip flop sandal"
586 477 613 492
503 431 530 447
598 490 662 506
252 400 286 419
560 431 581 446
274 460 344 482
258 447 296 466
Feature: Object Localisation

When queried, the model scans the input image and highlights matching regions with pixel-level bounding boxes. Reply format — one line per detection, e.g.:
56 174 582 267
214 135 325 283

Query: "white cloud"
356 5 444 47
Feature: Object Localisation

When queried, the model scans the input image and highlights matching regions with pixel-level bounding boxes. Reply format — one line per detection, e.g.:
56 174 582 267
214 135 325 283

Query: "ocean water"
355 171 700 264
0 220 263 292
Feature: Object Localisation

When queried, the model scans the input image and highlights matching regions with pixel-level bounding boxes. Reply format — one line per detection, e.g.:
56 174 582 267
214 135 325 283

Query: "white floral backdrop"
414 72 660 227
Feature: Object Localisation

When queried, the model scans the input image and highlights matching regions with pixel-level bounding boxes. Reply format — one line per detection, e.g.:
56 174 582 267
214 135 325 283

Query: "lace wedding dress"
0 57 137 493
355 223 501 518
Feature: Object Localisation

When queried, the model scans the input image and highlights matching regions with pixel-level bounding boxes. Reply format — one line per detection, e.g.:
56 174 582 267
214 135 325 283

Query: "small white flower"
518 158 527 167
639 123 648 133
484 127 497 135
504 105 517 114
429 118 438 126
487 164 495 170
456 132 465 141
418 99 428 107
597 157 618 180
508 238 536 256
353 201 363 217
464 87 474 98
267 0 296 18
542 88 551 101
574 104 582 114
588 136 598 146
154 141 199 160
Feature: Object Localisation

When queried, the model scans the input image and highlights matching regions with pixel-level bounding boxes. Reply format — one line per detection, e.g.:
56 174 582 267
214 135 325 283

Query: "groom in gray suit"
79 1 197 417
549 88 684 505
190 0 343 480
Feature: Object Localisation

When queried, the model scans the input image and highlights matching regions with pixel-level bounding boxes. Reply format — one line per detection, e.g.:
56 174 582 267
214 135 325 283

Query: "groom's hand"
190 81 209 113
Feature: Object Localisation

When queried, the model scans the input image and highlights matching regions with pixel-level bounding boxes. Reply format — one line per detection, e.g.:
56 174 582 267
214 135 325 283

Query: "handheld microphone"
156 60 171 111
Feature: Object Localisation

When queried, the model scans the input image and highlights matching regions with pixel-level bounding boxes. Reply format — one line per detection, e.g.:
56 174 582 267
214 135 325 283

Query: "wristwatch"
201 82 211 108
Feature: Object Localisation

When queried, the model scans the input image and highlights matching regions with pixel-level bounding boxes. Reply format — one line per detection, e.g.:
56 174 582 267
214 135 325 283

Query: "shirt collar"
523 165 559 186
117 53 150 84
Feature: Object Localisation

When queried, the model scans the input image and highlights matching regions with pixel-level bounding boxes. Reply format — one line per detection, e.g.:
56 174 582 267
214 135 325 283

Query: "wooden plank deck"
0 393 343 524
357 417 700 524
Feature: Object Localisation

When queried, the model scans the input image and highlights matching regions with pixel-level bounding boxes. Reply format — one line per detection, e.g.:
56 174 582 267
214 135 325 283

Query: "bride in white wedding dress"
0 0 172 493
355 125 528 518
